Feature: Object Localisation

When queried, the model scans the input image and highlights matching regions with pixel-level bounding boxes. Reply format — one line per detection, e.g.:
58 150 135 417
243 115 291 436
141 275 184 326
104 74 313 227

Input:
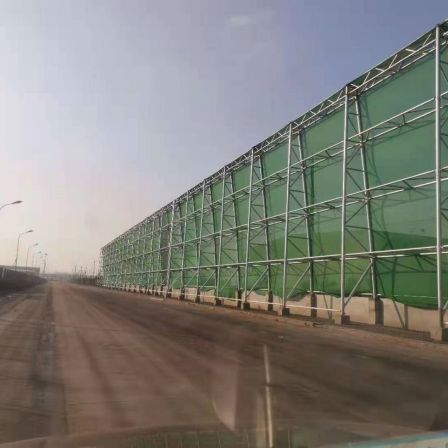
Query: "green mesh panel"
100 28 446 310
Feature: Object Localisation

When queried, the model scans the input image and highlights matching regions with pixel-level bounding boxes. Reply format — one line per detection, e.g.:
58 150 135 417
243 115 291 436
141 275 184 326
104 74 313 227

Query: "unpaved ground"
0 282 448 447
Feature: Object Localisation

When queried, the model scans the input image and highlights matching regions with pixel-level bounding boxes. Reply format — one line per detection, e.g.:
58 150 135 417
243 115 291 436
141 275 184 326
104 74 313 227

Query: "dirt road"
0 282 447 447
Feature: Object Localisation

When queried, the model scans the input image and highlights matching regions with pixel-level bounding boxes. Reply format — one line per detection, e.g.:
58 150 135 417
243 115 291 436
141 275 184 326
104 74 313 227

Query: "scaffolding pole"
435 25 444 329
281 124 293 309
243 149 255 305
340 86 350 320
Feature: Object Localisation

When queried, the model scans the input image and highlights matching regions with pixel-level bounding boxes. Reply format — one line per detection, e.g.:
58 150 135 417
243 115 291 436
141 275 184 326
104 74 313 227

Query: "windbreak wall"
101 22 448 327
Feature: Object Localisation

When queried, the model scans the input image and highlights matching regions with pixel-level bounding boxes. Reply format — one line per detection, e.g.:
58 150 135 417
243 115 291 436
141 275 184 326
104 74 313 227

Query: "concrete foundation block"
235 289 243 308
242 302 250 310
278 307 290 316
267 290 274 311
430 327 448 342
334 314 351 325
369 297 382 325
310 293 317 318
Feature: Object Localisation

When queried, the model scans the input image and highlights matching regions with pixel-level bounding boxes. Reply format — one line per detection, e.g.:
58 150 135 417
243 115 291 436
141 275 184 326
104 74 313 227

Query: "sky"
0 0 447 273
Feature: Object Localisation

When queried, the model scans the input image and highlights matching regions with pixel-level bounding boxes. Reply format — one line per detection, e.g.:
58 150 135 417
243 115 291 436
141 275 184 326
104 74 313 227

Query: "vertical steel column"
136 230 140 286
259 156 272 297
122 237 127 287
180 191 190 289
281 124 293 308
354 96 377 302
122 237 126 286
136 231 141 286
124 236 129 287
340 86 350 319
435 25 444 328
165 201 176 296
216 168 227 299
133 232 137 286
121 239 125 286
114 245 117 285
130 233 134 287
148 217 155 290
113 248 116 285
230 173 241 291
156 214 163 290
125 236 129 286
125 235 130 287
136 228 140 287
114 245 117 287
118 240 121 285
119 240 122 285
110 250 113 285
113 243 116 286
140 224 146 289
126 235 130 287
196 181 207 296
243 149 255 304
298 133 315 298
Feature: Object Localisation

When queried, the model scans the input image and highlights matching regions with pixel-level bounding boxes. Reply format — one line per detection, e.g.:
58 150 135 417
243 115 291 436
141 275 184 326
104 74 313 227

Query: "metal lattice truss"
101 21 448 330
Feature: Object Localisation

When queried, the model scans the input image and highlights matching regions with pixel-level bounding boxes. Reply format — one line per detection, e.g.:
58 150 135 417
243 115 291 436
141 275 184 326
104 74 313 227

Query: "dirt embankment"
0 268 46 297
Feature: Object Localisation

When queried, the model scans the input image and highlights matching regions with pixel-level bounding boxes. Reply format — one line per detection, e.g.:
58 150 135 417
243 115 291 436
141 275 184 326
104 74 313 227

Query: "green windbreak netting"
101 28 448 310
376 256 447 309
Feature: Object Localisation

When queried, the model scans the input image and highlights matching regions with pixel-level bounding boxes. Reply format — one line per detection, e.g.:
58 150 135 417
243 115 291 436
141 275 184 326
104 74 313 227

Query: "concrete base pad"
430 327 448 342
334 314 351 325
278 307 290 316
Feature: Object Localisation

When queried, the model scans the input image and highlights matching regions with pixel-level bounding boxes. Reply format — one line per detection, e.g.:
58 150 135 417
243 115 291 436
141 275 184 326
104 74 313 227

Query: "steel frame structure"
101 21 448 331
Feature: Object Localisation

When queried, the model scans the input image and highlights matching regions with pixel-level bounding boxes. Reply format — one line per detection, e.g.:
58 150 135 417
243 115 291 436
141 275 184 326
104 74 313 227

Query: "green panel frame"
100 21 448 331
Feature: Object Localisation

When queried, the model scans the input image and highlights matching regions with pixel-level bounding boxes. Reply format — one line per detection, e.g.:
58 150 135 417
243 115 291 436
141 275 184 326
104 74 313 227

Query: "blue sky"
0 0 446 272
